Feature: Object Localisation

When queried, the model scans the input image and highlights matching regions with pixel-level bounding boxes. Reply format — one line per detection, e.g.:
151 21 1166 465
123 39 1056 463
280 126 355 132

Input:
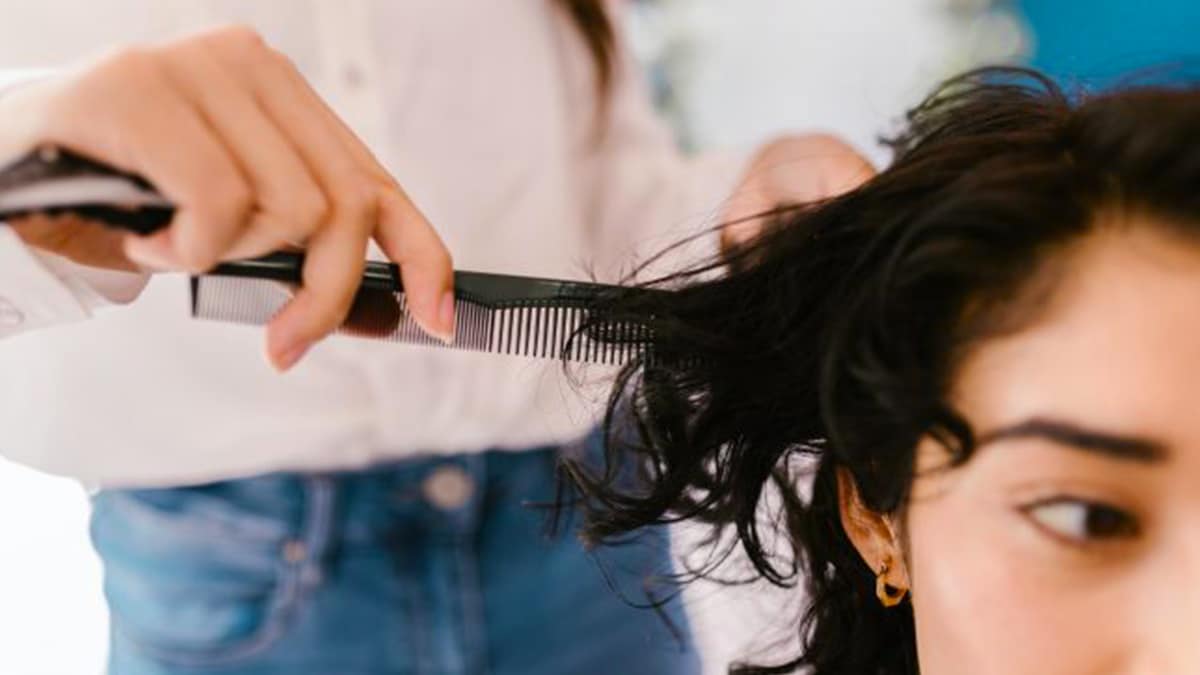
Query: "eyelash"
1020 497 1141 547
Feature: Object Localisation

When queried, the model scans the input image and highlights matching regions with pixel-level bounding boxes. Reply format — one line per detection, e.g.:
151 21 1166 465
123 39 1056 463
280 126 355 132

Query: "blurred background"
0 0 1196 672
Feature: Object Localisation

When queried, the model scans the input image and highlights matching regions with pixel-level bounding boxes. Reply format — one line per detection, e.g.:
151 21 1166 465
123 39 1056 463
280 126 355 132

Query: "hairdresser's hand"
720 133 876 253
0 25 454 370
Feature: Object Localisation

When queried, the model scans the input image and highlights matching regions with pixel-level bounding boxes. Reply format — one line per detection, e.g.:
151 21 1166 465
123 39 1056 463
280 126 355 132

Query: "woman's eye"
1023 499 1139 545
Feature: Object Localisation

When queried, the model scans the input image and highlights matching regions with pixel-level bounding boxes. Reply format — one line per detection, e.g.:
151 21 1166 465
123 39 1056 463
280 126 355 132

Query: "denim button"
0 298 24 327
422 465 474 511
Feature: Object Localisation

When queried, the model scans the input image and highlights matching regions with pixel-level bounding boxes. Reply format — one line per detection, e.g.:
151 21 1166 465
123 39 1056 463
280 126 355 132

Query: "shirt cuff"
0 227 91 337
30 245 150 309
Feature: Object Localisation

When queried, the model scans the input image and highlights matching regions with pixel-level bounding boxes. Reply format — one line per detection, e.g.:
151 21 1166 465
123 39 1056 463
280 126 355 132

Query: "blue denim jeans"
90 442 700 675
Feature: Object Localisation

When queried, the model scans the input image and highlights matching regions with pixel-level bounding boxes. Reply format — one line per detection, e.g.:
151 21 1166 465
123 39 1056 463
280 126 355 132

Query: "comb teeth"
191 276 649 365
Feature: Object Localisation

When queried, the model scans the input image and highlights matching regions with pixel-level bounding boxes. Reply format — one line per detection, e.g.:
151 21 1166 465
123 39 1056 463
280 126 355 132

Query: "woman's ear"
836 466 910 594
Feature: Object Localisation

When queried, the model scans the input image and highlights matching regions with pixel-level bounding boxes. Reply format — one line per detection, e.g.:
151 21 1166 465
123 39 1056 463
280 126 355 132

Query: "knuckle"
297 190 330 228
803 132 846 148
192 24 273 65
211 24 267 52
91 44 159 81
330 178 378 228
292 186 326 220
202 175 253 224
222 178 255 217
266 47 298 72
274 190 328 237
805 133 865 163
66 45 170 130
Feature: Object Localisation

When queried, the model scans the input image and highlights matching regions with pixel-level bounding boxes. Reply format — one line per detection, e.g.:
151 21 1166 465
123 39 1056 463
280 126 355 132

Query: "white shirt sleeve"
0 66 151 339
0 227 149 339
0 227 91 337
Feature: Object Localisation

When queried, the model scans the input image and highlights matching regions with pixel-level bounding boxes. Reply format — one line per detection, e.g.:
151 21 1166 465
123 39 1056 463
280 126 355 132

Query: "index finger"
373 187 455 344
263 50 455 343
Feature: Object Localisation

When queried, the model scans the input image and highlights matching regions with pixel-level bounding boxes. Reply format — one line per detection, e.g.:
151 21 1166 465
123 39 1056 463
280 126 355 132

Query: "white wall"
632 0 1026 160
0 458 107 674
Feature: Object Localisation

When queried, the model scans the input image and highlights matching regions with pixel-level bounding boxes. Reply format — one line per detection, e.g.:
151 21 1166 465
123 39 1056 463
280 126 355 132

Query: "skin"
0 26 868 371
0 25 456 370
720 133 876 250
841 218 1200 674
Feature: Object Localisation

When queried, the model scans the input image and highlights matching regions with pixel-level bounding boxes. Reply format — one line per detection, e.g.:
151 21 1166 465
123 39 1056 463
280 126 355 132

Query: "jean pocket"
90 486 306 668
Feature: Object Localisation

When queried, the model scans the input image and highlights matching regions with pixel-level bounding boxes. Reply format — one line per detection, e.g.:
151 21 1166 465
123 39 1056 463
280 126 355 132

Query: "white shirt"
0 0 746 487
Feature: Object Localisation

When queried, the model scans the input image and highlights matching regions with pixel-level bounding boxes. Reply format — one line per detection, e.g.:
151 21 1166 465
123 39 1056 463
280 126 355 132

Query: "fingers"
268 218 370 370
151 35 327 266
17 24 455 371
221 42 454 362
802 133 877 195
79 50 254 273
266 58 456 342
197 47 372 367
261 51 454 339
722 134 878 251
373 188 456 343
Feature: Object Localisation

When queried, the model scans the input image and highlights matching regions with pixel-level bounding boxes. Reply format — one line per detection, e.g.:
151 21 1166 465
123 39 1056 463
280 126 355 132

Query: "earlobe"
875 558 909 607
836 466 910 605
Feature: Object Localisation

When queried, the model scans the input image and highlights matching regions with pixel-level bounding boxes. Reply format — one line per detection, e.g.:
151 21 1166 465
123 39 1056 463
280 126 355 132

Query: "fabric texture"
0 0 749 487
92 442 701 675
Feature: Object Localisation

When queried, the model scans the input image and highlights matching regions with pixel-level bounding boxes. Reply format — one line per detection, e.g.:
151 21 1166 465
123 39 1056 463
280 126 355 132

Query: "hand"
720 133 877 252
0 25 455 370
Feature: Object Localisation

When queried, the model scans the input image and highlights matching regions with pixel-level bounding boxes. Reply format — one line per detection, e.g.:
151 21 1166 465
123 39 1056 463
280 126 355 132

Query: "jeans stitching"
456 454 490 675
108 477 335 669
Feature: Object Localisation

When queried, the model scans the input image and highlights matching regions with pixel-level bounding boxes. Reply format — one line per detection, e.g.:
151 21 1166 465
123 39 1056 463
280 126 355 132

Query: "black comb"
0 146 659 365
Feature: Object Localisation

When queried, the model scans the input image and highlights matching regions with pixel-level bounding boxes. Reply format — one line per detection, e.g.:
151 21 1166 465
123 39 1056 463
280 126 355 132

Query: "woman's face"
904 219 1200 674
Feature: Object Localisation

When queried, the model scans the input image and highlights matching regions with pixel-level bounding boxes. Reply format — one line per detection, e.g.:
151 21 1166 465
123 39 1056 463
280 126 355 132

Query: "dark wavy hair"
562 67 1200 674
555 0 615 98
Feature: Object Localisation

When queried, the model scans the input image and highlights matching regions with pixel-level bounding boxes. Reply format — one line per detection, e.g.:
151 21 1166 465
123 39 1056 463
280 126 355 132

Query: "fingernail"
271 341 310 372
437 290 456 345
125 238 177 270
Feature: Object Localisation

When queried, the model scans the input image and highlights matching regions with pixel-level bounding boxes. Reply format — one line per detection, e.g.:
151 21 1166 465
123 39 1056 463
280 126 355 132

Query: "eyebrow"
975 417 1167 464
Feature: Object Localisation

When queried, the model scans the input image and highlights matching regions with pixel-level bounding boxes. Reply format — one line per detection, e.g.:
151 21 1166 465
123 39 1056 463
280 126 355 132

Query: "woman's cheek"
904 485 1118 675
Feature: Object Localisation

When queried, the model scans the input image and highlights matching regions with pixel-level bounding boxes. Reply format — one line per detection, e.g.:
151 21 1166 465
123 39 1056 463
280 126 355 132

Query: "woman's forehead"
949 221 1200 458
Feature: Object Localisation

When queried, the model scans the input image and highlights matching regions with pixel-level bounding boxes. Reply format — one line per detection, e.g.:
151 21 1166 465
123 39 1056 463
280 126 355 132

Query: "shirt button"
342 63 365 89
0 298 24 327
422 465 475 511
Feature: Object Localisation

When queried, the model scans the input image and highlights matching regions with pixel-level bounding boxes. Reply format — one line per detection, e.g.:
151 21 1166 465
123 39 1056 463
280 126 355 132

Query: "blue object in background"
1017 0 1200 86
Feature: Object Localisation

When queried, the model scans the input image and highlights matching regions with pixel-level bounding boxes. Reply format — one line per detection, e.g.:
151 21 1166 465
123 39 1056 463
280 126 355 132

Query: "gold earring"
875 561 908 608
